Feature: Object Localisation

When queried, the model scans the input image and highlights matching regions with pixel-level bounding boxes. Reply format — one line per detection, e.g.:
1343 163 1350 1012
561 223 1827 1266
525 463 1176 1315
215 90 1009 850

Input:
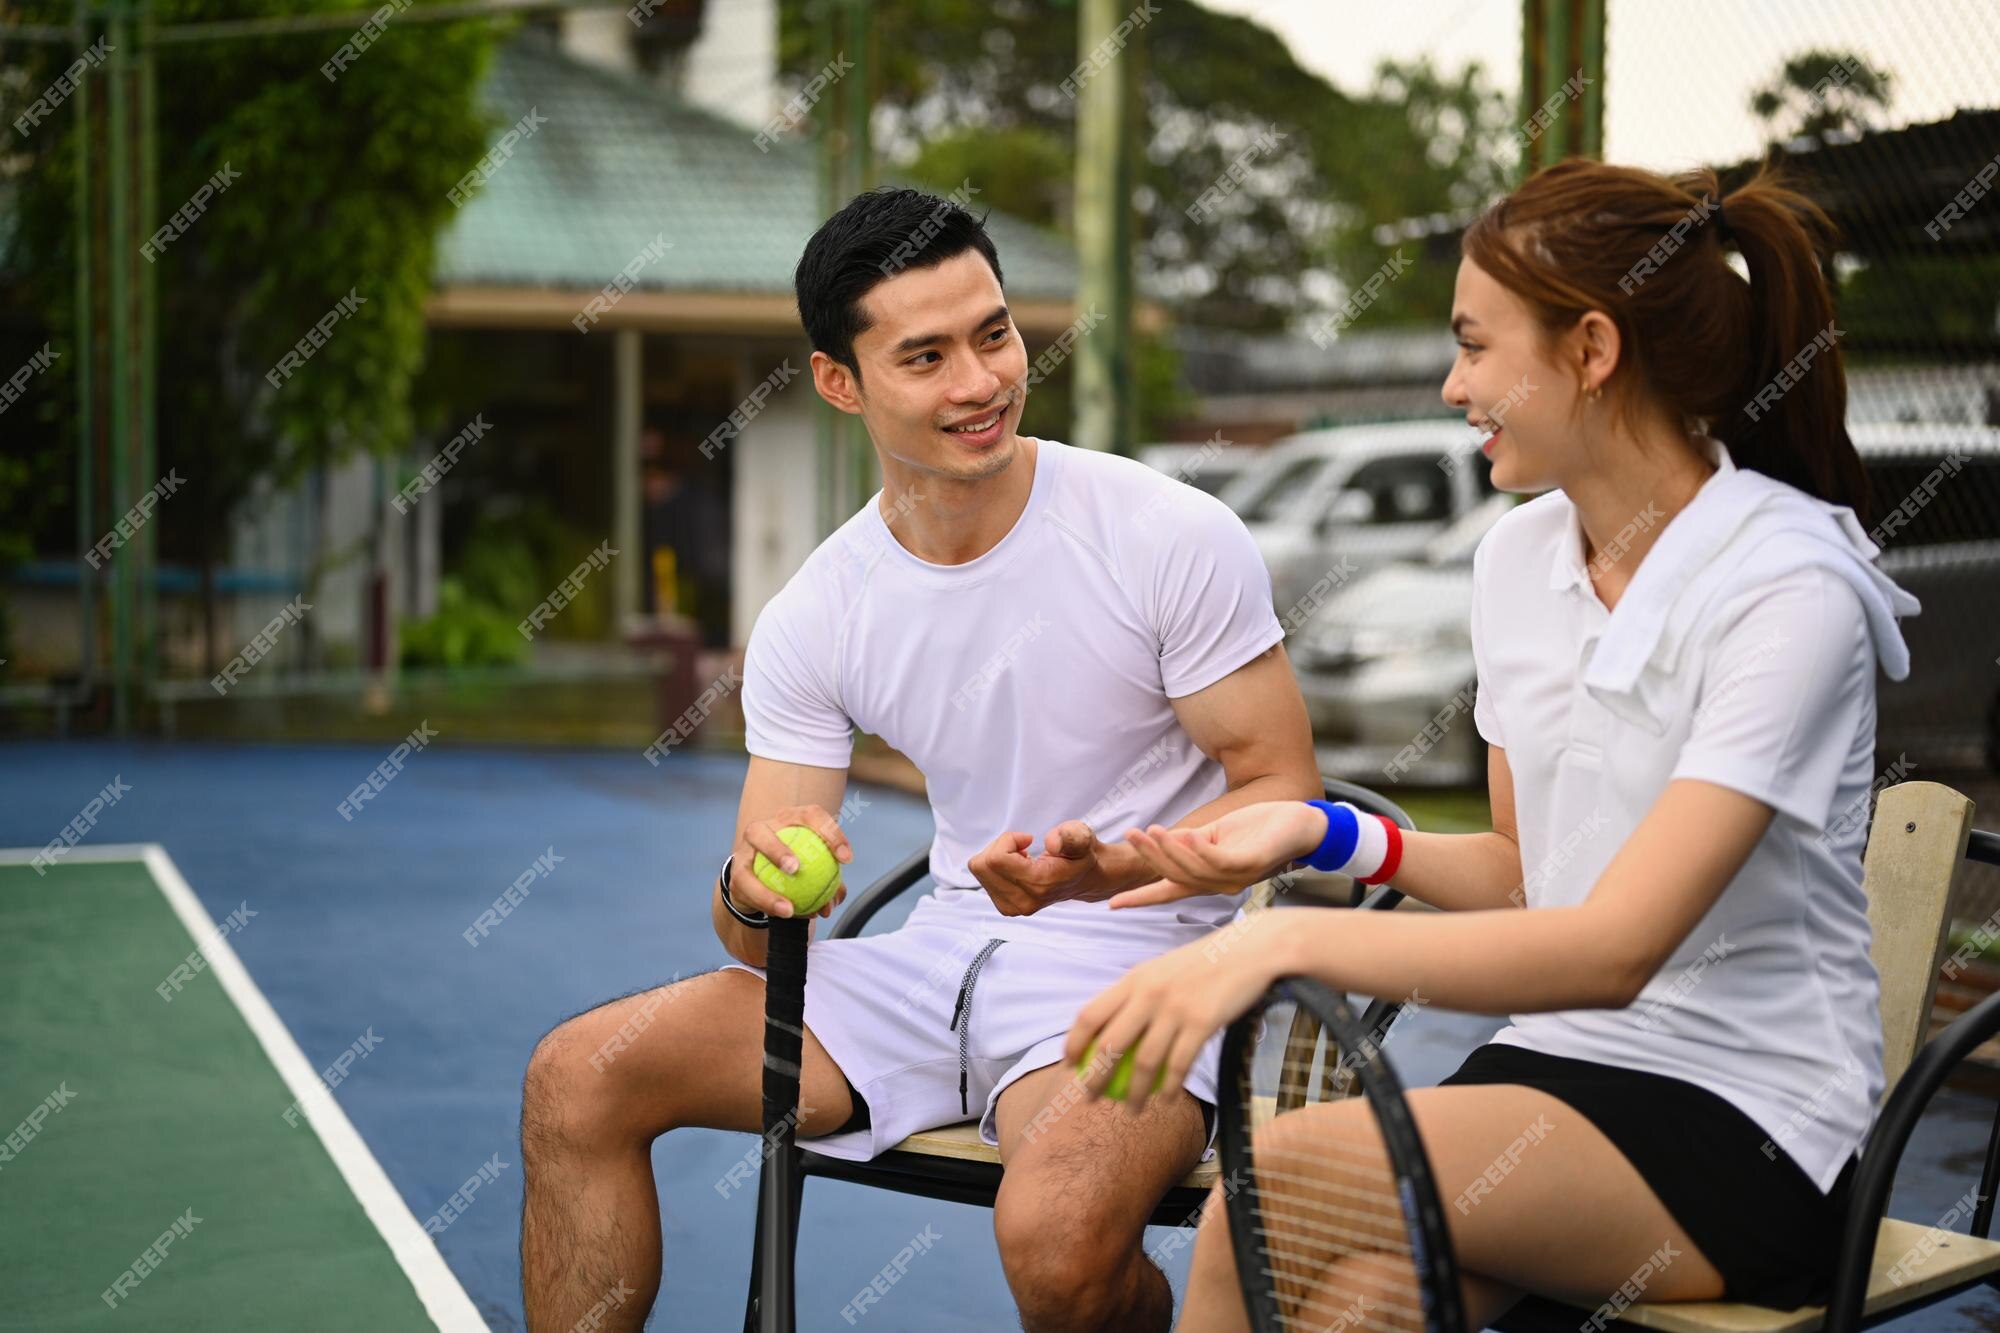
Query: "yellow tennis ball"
1077 1040 1168 1101
751 826 841 915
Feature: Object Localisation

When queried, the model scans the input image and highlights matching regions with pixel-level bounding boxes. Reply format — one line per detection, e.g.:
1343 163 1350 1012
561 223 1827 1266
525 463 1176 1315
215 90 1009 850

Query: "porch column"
613 327 642 632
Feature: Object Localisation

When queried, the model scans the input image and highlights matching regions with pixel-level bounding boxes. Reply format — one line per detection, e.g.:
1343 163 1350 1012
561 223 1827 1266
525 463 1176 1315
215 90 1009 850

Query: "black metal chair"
742 775 1419 1333
1494 785 2000 1333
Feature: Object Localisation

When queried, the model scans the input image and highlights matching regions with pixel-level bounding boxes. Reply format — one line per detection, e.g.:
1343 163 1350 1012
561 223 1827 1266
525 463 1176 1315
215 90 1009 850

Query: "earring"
1588 384 1603 401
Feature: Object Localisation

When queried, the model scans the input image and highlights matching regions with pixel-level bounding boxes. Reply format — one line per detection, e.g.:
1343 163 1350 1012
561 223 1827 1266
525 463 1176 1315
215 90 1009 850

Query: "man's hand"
731 803 854 921
969 820 1146 917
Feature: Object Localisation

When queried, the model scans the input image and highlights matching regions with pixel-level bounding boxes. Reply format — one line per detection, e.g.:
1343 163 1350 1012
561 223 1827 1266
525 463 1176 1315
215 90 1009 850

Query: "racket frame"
1219 976 1465 1333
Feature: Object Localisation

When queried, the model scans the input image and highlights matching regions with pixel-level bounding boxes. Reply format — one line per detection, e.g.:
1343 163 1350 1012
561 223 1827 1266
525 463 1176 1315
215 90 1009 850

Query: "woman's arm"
1375 744 1525 912
1109 745 1526 913
1269 777 1773 1011
1068 778 1774 1110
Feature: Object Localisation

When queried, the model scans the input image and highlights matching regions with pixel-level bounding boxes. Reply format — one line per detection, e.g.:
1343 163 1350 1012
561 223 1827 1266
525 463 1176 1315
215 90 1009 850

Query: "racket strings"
1242 1037 1431 1331
1251 1263 1427 1329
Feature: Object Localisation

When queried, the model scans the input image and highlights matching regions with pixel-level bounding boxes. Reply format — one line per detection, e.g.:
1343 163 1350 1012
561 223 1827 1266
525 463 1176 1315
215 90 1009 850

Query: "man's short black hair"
794 186 1004 381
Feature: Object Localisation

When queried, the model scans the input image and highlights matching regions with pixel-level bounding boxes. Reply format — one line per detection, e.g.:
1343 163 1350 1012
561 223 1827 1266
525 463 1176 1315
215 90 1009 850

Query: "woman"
1064 158 1920 1325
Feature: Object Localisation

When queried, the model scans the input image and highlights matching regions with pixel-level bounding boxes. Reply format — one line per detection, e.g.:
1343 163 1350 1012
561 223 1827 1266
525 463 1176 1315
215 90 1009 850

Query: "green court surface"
0 850 480 1330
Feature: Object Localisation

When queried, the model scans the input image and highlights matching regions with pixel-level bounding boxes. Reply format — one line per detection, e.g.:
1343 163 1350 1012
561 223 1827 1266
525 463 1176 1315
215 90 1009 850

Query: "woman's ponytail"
1710 169 1870 520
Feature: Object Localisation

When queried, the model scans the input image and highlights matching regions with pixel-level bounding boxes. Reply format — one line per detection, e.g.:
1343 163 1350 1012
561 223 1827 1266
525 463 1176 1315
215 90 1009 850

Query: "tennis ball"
752 826 841 915
1077 1040 1169 1101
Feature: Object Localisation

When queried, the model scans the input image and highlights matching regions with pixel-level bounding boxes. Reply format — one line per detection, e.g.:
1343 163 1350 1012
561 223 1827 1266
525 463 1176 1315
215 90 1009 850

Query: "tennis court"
0 739 1003 1329
0 740 1995 1328
6 0 2000 1325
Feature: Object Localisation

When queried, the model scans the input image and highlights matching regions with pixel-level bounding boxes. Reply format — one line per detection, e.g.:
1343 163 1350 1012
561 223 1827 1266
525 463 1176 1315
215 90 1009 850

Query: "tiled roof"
436 33 1080 299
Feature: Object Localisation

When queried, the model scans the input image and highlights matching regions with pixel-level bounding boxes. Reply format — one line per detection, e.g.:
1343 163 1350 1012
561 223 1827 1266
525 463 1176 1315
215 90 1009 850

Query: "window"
1233 457 1331 523
1326 454 1454 528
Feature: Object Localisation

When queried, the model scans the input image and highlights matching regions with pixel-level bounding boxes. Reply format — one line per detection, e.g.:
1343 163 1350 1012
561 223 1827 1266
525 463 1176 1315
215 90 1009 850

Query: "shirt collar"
1549 434 1734 594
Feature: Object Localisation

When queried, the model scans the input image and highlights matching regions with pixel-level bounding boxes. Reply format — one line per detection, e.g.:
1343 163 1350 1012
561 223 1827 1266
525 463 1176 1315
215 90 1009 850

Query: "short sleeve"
1669 568 1871 827
741 591 854 769
1142 493 1285 698
1469 540 1505 749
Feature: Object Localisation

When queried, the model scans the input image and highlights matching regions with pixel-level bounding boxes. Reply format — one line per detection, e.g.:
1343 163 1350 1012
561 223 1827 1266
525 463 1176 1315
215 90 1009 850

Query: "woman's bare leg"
1175 1082 1725 1330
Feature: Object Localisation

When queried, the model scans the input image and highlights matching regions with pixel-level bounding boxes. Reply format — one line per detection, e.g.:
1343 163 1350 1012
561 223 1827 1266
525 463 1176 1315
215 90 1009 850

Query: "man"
519 187 1317 1332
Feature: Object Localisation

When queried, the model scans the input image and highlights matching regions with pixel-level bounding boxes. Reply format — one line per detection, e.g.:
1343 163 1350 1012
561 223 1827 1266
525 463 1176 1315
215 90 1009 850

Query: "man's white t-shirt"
1470 440 1895 1191
742 437 1285 960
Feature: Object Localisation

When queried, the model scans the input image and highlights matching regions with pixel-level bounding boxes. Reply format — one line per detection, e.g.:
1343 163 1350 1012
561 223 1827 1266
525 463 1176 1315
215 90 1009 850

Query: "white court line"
0 842 489 1332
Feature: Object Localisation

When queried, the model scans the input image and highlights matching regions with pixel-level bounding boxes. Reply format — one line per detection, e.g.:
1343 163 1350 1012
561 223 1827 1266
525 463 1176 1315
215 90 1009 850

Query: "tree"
1744 49 1998 361
3 2 506 673
1314 57 1516 331
1750 48 1892 145
774 0 1512 339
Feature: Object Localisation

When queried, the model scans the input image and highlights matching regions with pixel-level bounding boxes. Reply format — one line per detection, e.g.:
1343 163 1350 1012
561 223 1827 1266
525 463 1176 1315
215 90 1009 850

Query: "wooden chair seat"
1564 1218 2000 1333
887 1119 1227 1190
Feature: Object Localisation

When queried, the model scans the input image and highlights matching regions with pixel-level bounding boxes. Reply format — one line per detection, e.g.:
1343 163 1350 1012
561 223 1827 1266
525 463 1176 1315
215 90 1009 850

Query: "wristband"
1301 800 1402 884
718 853 772 929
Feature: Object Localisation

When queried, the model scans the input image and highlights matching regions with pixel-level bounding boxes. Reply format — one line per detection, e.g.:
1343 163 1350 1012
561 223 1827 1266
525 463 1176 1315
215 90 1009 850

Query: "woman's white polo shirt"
1469 440 1917 1190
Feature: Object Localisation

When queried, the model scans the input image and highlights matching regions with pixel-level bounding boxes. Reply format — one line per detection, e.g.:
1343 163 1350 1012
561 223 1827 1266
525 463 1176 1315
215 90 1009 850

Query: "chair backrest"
1863 781 1976 1090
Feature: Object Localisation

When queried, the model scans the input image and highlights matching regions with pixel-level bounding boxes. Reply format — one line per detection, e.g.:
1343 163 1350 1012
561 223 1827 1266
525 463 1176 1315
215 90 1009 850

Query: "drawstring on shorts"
948 938 1005 1116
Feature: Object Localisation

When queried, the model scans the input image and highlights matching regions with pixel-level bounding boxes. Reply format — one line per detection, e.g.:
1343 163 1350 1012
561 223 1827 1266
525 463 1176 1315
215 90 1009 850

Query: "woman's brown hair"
1462 158 1868 519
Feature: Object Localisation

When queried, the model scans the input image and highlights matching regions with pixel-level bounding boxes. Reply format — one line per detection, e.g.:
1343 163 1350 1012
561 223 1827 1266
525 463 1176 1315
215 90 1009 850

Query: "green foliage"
907 124 1072 228
1007 322 1191 445
3 2 508 584
454 507 552 611
1132 328 1196 440
1317 58 1516 329
398 577 528 669
0 375 67 581
1840 253 2000 354
397 501 609 667
778 0 1512 334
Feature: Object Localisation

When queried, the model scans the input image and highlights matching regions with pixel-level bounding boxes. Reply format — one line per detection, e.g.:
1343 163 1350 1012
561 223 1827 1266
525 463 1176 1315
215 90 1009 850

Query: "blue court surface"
3 739 1996 1330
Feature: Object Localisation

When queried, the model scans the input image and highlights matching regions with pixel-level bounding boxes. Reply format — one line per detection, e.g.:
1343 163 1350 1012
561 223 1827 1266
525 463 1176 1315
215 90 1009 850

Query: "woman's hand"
1107 800 1327 909
1062 911 1287 1115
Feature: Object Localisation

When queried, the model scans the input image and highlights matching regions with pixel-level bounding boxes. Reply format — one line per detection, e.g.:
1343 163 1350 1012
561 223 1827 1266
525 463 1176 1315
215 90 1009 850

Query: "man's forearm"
1169 770 1322 838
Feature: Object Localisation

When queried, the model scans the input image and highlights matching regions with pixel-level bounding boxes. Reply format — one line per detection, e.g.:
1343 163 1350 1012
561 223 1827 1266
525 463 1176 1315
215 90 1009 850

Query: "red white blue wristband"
1301 800 1403 884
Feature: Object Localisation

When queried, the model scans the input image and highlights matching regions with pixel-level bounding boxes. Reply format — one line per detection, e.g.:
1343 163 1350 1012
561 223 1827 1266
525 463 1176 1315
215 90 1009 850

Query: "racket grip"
762 918 810 1141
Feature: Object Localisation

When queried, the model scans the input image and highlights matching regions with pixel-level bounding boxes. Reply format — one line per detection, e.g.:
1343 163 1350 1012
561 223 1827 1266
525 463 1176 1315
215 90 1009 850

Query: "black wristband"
719 853 772 929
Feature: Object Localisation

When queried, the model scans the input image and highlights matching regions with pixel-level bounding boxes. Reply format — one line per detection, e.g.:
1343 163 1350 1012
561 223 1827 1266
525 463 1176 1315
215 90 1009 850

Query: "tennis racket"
752 916 811 1333
1219 977 1463 1332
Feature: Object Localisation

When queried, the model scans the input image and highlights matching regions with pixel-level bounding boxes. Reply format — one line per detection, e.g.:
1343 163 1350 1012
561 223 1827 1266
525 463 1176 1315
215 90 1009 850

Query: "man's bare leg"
990 1062 1208 1333
518 969 857 1332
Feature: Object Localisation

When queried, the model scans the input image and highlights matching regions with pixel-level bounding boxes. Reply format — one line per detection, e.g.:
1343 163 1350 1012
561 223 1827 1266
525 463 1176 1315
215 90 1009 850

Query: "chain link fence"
1601 0 2000 935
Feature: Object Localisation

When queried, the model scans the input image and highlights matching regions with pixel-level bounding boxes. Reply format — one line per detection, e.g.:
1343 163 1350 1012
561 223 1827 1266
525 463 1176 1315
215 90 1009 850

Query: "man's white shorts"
722 921 1223 1163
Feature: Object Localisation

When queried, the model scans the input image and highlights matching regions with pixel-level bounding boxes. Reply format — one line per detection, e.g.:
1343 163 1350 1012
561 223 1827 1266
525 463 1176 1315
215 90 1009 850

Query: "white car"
1295 424 2000 787
1136 441 1258 499
1216 420 1496 617
1294 496 1506 788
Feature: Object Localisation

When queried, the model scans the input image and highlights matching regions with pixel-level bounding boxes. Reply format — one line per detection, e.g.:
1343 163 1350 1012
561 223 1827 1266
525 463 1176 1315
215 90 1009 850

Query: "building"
4 2 1085 699
241 6 1083 676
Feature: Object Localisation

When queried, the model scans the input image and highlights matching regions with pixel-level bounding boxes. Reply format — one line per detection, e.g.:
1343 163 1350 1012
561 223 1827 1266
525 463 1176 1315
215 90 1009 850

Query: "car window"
1326 453 1454 527
1865 456 2000 548
1232 456 1329 522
